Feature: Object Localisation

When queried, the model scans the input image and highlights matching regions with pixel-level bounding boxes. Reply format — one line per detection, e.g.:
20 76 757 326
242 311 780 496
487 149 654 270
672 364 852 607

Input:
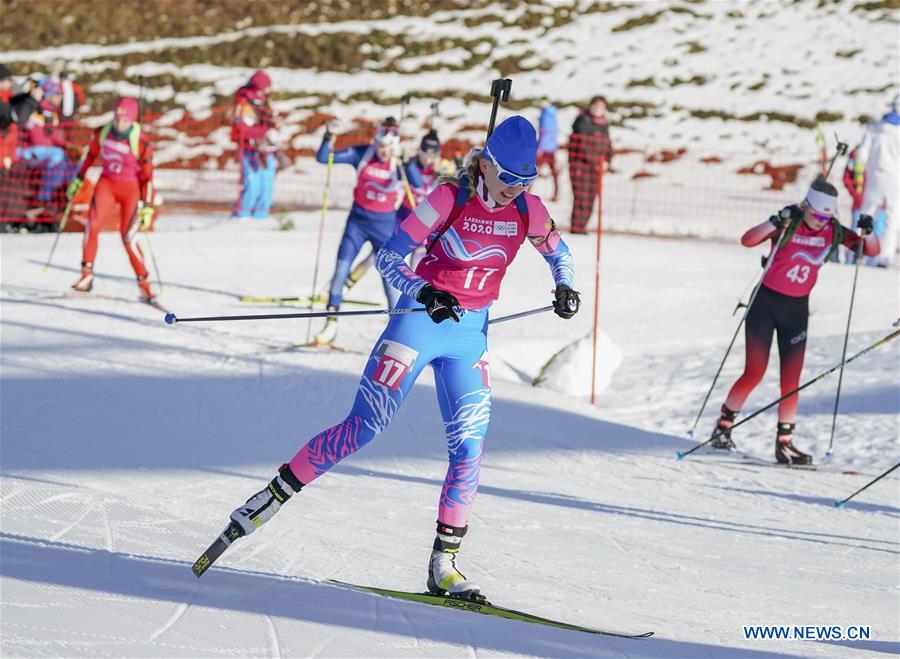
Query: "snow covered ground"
2 209 898 657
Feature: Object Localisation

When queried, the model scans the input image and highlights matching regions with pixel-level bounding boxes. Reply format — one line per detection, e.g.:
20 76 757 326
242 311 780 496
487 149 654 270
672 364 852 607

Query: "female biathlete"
712 176 879 465
312 117 424 345
68 96 156 301
227 116 579 600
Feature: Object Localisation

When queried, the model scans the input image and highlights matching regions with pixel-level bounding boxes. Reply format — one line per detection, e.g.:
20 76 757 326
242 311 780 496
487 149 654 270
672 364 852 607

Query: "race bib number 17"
372 339 419 391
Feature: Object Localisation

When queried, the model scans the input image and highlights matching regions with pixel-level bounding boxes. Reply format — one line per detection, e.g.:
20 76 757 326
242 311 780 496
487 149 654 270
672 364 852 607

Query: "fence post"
590 156 605 405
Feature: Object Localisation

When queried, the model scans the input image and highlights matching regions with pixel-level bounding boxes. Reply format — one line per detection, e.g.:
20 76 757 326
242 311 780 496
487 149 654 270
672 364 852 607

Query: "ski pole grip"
165 313 178 325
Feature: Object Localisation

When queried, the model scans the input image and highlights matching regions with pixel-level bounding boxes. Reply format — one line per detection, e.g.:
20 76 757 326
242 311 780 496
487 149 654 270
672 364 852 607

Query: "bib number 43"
785 264 810 284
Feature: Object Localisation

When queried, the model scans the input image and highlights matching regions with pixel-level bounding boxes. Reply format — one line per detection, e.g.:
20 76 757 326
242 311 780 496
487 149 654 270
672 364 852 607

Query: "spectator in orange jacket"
67 97 157 301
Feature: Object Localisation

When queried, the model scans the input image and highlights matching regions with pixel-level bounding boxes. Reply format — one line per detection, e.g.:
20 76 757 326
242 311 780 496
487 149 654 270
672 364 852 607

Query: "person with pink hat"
231 70 279 219
67 96 157 301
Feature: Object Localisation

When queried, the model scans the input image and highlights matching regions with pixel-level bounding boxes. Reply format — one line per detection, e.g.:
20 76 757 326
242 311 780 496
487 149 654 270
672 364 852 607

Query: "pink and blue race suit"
286 176 574 528
316 137 423 308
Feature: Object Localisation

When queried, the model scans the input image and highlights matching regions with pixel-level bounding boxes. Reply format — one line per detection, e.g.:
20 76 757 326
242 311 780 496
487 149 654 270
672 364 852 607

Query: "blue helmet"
483 116 538 184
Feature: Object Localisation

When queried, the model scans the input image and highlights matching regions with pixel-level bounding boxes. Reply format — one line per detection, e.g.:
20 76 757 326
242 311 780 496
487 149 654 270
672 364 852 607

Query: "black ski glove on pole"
770 204 803 229
553 284 580 319
856 214 874 235
417 284 461 323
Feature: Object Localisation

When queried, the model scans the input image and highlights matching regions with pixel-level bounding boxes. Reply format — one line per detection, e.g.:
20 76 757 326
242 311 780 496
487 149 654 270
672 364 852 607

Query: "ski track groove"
263 612 283 659
100 500 114 554
3 619 234 656
0 486 26 505
394 603 423 656
49 502 96 542
146 598 192 643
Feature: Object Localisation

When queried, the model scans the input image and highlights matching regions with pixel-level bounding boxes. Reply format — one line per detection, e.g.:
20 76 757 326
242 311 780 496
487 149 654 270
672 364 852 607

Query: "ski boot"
774 422 813 465
426 522 484 602
313 312 338 346
137 274 156 302
230 463 304 537
71 262 94 292
710 405 737 450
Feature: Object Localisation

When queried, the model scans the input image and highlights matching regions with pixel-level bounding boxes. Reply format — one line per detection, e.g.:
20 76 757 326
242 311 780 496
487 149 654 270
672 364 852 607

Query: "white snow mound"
534 331 623 400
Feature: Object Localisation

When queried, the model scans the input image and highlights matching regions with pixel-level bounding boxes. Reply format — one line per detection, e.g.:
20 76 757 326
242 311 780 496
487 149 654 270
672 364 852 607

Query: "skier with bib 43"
226 116 578 601
711 176 879 464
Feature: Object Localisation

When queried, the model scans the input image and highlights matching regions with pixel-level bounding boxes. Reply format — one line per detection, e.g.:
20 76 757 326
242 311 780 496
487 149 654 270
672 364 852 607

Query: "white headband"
805 188 838 216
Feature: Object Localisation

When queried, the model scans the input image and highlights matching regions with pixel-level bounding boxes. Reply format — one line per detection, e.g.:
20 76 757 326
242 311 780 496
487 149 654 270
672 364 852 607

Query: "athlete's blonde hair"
436 147 481 197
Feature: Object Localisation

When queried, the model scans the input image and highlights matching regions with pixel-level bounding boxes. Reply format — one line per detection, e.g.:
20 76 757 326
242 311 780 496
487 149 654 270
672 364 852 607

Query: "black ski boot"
774 423 813 465
710 405 737 450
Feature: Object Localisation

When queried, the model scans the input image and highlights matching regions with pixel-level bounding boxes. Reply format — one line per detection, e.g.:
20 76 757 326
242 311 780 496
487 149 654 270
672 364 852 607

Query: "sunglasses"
806 207 832 221
482 145 537 187
375 126 400 144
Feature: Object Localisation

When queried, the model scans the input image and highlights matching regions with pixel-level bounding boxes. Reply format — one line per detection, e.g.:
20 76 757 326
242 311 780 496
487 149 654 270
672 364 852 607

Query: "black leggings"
724 285 808 423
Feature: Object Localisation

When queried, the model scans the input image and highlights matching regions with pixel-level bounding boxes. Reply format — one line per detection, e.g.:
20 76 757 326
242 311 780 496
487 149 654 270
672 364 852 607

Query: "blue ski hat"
484 115 538 181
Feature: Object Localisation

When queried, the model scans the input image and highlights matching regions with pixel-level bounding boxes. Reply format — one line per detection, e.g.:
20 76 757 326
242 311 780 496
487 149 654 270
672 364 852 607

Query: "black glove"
417 284 460 323
323 125 333 143
857 214 874 236
552 284 580 319
771 205 802 229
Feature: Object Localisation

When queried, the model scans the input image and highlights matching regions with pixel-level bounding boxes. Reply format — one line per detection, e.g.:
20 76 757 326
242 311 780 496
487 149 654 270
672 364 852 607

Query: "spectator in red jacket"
16 78 69 205
67 97 157 301
568 95 613 234
0 64 16 171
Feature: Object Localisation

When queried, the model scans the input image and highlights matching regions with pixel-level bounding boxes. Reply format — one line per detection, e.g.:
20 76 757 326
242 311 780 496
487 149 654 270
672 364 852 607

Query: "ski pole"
687 214 792 437
166 304 554 327
143 229 164 295
835 462 899 508
166 307 426 325
823 134 848 179
399 93 412 126
487 79 512 137
42 196 76 272
677 327 900 459
825 234 865 461
306 129 335 343
429 101 440 130
489 305 553 325
732 267 761 315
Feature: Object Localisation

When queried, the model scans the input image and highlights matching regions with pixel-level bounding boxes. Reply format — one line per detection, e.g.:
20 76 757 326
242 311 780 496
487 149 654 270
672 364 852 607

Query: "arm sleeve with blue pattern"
375 227 429 300
539 239 575 287
315 137 364 166
404 159 424 189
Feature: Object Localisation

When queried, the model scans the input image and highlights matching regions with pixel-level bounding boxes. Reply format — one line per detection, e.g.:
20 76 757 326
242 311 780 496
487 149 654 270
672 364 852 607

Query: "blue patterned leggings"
289 297 490 527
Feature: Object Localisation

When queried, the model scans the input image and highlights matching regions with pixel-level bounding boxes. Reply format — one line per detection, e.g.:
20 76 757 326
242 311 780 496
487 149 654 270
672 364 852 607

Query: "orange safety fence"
1 104 824 239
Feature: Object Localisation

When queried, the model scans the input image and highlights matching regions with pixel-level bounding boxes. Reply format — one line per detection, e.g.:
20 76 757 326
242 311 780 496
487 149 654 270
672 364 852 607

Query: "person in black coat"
568 95 613 234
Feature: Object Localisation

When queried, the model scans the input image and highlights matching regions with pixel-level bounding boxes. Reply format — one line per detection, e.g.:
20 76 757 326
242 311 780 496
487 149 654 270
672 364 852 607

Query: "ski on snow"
191 534 653 638
328 580 654 639
191 522 243 577
697 447 864 474
59 290 171 313
239 293 378 307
